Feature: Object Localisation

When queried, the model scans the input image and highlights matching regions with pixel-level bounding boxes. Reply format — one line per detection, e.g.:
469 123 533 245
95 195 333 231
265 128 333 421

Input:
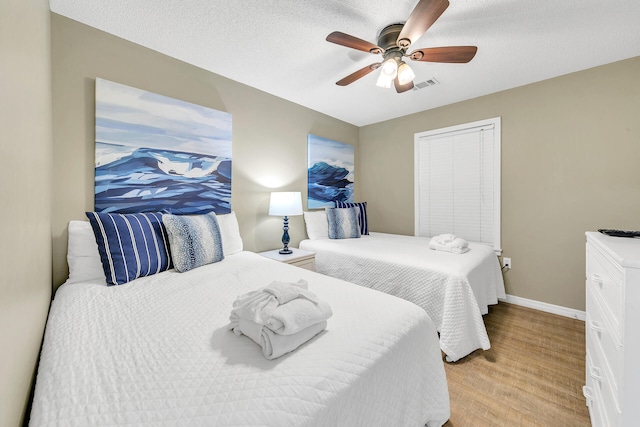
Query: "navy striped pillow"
85 212 172 286
335 201 368 235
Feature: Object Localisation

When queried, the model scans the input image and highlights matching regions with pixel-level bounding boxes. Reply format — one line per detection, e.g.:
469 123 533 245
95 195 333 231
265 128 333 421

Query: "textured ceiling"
50 0 640 126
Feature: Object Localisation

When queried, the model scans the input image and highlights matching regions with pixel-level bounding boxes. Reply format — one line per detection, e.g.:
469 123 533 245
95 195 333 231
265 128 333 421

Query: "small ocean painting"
307 134 354 209
94 78 232 214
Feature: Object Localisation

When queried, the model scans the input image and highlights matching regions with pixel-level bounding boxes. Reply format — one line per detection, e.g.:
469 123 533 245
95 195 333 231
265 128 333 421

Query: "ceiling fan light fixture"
375 72 394 88
380 57 398 79
326 0 477 92
397 61 416 85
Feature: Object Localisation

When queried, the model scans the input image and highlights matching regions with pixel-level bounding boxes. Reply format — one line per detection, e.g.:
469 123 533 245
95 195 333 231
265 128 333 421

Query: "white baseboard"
499 294 586 321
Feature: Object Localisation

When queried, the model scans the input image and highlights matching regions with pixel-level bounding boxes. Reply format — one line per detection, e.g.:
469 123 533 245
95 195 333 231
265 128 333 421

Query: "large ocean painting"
94 78 232 214
307 134 354 209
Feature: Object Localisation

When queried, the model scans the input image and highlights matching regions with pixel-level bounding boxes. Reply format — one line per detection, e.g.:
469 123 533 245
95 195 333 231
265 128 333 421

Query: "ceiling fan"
326 0 477 93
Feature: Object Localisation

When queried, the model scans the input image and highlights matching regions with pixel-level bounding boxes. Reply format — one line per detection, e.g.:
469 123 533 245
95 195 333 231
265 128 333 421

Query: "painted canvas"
307 134 354 209
94 78 232 214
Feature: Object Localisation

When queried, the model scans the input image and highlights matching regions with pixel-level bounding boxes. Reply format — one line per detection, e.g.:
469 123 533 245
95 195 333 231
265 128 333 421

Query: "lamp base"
279 215 292 255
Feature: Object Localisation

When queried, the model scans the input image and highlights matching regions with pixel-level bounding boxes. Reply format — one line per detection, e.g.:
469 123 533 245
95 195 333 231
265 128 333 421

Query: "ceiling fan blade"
394 77 415 93
397 0 450 49
326 31 384 54
336 63 382 86
409 46 478 63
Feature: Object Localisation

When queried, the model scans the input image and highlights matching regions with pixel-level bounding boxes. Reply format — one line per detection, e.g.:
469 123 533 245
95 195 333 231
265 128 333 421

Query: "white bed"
300 232 506 362
30 251 450 426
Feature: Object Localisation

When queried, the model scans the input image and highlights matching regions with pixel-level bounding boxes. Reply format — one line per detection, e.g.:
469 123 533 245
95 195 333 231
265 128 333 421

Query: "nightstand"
258 248 316 271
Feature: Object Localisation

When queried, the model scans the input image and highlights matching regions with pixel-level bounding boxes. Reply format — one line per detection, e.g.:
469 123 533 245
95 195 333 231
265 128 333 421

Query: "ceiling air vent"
412 78 440 91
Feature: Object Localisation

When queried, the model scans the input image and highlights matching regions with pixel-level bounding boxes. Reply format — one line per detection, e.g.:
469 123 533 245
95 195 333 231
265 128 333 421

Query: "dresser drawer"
585 353 609 427
587 244 624 338
587 353 621 426
586 347 621 427
586 284 623 409
583 385 606 427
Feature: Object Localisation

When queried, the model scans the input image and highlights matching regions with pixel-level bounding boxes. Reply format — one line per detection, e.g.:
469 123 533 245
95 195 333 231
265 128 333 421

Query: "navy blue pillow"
336 201 368 235
85 212 172 286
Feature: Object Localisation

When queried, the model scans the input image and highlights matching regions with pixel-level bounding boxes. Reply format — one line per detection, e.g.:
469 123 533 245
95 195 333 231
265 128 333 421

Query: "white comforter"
30 251 449 427
300 233 506 362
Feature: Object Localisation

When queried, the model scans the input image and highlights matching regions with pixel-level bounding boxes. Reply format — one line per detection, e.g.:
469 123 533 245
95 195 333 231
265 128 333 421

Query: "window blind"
414 119 500 252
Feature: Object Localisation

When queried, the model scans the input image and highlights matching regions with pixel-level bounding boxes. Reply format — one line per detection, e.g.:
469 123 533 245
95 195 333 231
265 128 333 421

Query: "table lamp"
269 191 303 254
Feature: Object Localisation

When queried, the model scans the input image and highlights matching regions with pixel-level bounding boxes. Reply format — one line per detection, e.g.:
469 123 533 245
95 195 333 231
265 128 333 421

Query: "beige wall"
48 12 640 310
2 6 632 426
51 14 359 288
360 57 640 311
0 0 53 425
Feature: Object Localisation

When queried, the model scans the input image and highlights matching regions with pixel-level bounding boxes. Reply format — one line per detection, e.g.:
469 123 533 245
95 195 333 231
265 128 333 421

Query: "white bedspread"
30 251 449 427
300 233 506 361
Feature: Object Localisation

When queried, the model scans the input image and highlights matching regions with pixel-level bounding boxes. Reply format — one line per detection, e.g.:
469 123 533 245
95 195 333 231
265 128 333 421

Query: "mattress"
30 251 449 426
300 232 506 361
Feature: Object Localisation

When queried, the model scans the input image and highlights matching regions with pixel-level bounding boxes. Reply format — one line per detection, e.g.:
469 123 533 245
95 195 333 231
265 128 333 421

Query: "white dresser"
584 232 640 426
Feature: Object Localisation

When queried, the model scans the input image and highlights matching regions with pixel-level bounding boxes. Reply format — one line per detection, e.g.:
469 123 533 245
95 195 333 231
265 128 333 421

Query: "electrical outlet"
503 257 512 270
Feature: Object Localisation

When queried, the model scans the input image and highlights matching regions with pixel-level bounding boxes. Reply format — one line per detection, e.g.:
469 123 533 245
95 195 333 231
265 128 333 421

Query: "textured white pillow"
303 210 329 240
217 211 244 255
66 220 107 285
326 207 361 239
163 212 224 273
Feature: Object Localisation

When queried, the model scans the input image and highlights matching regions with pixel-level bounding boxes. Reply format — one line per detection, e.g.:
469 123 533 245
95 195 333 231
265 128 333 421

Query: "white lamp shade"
397 62 415 85
269 192 303 216
380 57 398 78
376 72 394 88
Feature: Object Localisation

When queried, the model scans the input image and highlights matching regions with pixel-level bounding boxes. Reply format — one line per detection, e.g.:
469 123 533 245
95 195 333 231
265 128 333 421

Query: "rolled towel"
230 280 310 325
429 235 470 254
230 317 327 360
451 237 469 253
264 280 318 304
432 233 457 245
230 280 332 335
265 296 332 335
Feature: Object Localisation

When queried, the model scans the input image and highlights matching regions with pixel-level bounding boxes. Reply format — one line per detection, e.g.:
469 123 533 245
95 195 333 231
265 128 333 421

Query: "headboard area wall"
1 1 53 426
51 13 359 289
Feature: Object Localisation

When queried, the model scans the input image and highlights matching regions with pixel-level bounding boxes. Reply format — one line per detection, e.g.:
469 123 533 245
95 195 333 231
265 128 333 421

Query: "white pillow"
217 211 244 255
66 220 107 285
303 210 329 240
66 212 243 283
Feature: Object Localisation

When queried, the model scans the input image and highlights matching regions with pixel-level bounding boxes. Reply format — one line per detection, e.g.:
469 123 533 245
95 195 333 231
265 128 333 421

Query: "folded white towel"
265 296 332 335
429 235 470 254
230 317 327 360
432 233 457 245
264 280 319 304
230 279 332 335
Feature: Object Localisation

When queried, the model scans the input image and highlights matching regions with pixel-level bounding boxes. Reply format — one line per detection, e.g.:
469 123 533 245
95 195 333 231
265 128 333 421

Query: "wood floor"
442 302 591 427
